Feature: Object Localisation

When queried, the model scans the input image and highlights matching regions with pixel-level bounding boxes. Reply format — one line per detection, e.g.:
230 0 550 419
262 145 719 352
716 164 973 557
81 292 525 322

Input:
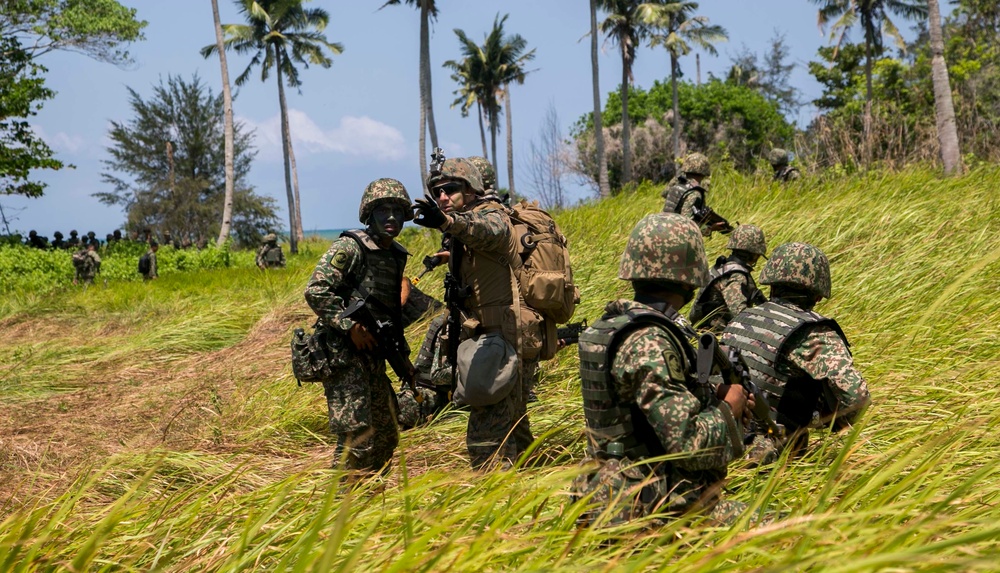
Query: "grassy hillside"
2 166 999 571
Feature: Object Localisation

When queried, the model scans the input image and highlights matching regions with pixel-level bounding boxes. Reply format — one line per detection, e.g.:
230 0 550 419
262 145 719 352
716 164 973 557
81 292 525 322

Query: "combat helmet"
681 152 711 177
54 231 64 239
263 233 277 243
618 213 708 288
359 178 413 224
726 224 767 257
427 158 484 195
759 242 831 299
768 148 790 168
466 156 496 191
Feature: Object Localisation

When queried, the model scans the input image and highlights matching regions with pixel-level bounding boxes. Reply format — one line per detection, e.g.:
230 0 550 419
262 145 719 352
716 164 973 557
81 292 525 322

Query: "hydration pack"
509 199 579 324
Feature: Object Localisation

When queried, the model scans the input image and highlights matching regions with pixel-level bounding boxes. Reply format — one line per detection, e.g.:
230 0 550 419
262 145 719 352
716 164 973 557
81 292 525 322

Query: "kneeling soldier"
689 224 768 333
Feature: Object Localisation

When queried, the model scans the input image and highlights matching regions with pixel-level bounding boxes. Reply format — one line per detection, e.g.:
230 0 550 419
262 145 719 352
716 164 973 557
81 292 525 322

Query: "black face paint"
370 203 406 239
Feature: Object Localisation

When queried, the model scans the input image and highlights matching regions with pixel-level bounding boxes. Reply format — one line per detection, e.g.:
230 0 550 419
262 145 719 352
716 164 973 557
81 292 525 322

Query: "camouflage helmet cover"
768 148 790 167
263 233 277 243
359 178 414 224
726 224 767 256
618 212 709 288
426 158 484 195
760 242 831 299
466 156 496 191
681 152 711 177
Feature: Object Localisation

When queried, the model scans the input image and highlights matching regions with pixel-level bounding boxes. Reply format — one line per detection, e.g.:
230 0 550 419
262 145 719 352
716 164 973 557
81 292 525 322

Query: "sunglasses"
434 182 466 197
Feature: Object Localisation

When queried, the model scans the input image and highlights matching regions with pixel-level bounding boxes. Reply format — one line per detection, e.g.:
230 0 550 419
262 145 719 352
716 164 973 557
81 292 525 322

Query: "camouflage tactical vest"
263 245 283 264
341 229 408 324
455 202 520 337
661 180 704 214
689 257 760 324
579 304 694 461
721 300 848 429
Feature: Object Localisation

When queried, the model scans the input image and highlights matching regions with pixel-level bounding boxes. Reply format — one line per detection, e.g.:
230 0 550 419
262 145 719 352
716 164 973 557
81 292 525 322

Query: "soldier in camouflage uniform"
396 311 454 429
412 157 541 470
661 153 729 237
66 230 80 249
689 224 768 333
256 233 286 269
304 178 413 472
768 148 801 183
573 213 749 526
721 242 870 465
73 242 102 285
50 231 66 250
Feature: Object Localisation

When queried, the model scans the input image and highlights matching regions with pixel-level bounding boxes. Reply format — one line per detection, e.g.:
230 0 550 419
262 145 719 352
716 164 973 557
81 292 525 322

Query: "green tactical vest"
263 245 283 264
340 229 409 326
661 180 704 214
720 300 848 429
689 257 761 324
578 303 695 462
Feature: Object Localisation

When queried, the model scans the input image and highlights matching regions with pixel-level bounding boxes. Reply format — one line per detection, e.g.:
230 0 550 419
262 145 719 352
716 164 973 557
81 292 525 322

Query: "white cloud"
241 109 407 162
31 125 86 154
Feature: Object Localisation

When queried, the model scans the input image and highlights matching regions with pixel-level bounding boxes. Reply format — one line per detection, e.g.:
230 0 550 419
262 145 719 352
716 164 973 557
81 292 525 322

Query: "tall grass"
1 167 999 570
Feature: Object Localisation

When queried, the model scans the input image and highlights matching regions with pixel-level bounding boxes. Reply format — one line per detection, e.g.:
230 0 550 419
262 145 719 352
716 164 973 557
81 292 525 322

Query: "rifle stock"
556 319 588 345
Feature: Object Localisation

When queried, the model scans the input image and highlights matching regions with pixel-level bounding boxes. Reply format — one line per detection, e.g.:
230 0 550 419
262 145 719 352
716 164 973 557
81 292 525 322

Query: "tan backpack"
509 199 580 325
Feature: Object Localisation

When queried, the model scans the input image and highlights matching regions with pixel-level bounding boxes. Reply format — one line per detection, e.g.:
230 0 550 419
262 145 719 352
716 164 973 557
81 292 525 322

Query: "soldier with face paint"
304 178 413 473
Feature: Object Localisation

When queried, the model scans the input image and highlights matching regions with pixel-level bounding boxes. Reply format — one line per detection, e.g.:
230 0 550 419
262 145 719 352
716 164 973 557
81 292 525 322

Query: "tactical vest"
263 245 282 265
579 304 695 461
661 180 704 214
689 257 757 324
455 202 521 335
341 229 408 324
721 300 848 429
775 166 801 182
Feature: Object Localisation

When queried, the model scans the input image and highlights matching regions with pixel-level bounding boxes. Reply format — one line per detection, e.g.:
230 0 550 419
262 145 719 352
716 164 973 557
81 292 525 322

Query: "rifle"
692 203 735 235
697 332 784 439
443 242 470 391
411 254 444 287
339 295 422 403
556 319 588 346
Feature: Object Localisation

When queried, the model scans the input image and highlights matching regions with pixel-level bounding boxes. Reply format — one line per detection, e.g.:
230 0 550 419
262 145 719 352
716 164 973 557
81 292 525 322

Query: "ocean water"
302 229 346 242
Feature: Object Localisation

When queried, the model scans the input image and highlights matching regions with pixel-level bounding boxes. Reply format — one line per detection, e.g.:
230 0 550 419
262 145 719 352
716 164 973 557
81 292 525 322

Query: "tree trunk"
928 0 962 175
275 53 299 255
621 52 632 185
590 0 610 198
418 2 428 180
671 52 681 163
421 1 438 150
290 136 304 243
490 108 498 180
505 86 515 196
477 100 488 157
210 0 235 247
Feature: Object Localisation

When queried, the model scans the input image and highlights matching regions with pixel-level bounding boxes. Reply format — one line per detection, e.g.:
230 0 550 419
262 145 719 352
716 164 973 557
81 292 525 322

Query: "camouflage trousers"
467 368 533 470
397 386 451 430
572 459 746 527
322 358 399 472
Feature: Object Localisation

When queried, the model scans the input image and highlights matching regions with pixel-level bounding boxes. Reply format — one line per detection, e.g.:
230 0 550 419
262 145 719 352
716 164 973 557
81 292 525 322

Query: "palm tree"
209 0 235 247
444 53 489 157
445 14 535 188
202 0 342 254
380 0 440 179
599 0 649 185
638 1 727 162
590 0 611 198
926 0 960 175
810 0 928 165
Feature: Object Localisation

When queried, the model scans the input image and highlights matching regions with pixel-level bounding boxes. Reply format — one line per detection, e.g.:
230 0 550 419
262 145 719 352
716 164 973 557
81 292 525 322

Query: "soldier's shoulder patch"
662 348 686 382
331 250 350 270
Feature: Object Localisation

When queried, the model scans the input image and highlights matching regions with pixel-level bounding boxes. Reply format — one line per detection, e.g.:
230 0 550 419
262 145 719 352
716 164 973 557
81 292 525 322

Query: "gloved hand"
412 193 447 229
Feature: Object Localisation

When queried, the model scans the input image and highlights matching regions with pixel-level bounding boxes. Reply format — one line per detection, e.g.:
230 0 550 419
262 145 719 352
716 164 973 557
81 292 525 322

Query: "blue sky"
5 0 937 237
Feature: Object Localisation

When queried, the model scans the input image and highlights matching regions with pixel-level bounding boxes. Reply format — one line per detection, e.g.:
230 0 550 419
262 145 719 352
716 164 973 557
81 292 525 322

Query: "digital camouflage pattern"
691 257 765 333
726 224 767 256
75 250 101 283
263 233 277 243
359 178 414 224
466 156 496 191
768 148 790 168
397 386 450 430
681 152 711 176
774 165 801 182
427 157 484 194
573 299 745 525
760 242 831 299
256 242 286 269
618 213 708 288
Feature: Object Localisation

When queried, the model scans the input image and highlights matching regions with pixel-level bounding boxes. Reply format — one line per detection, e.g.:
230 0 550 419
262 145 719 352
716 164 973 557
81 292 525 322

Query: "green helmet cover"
359 178 413 224
681 152 711 177
618 213 708 288
726 224 767 256
760 242 831 299
426 158 484 195
466 156 496 191
768 148 790 167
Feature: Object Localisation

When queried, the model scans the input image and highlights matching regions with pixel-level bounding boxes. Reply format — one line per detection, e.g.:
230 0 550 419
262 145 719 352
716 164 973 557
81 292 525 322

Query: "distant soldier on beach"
256 233 286 269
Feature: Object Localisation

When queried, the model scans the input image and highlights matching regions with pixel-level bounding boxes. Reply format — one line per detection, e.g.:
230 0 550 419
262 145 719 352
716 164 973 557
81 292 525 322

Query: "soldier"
26 230 49 249
768 148 801 182
255 233 286 269
304 178 412 473
111 229 123 243
140 240 159 280
50 231 66 250
689 224 768 333
661 152 729 237
721 242 870 465
67 230 81 248
73 242 102 285
396 312 454 430
412 156 542 470
86 231 99 248
572 213 749 526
